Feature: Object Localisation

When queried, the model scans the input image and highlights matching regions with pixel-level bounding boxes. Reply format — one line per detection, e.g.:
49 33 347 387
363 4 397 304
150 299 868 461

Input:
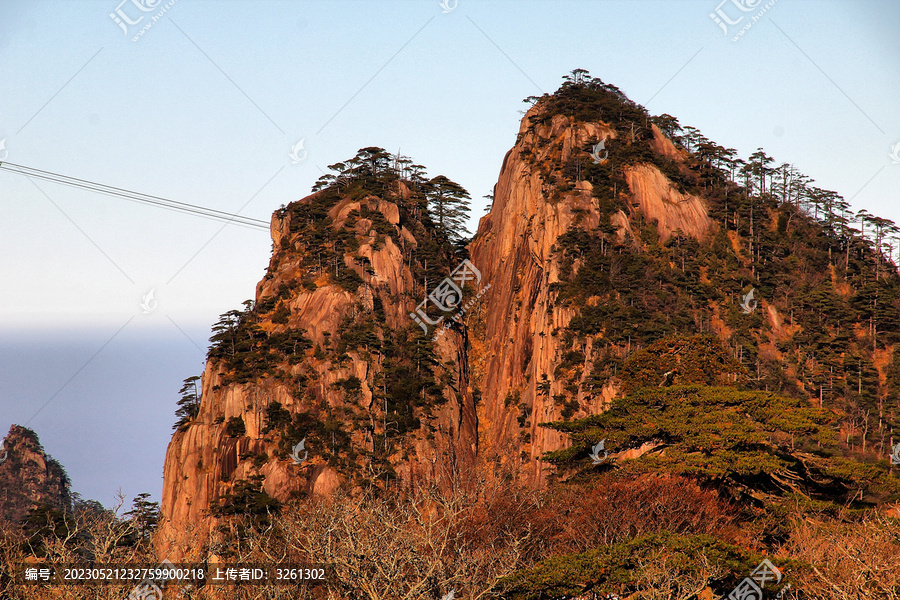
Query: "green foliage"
211 474 281 529
335 313 381 356
207 302 314 385
543 382 900 506
532 70 650 136
224 416 246 438
334 263 364 292
279 410 356 472
618 334 749 393
270 302 290 324
262 401 291 433
294 146 464 292
124 492 159 543
20 504 78 556
553 227 707 350
173 375 200 431
377 327 446 437
424 174 472 242
497 531 761 600
332 375 362 398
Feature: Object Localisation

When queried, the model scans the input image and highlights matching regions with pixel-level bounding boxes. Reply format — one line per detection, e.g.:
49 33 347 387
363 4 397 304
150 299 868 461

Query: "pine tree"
209 309 243 359
562 67 590 86
125 492 159 542
748 148 774 196
424 175 471 242
649 113 682 140
173 375 201 430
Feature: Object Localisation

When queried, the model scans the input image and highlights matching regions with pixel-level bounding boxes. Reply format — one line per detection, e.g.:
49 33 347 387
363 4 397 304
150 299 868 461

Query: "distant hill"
0 425 71 526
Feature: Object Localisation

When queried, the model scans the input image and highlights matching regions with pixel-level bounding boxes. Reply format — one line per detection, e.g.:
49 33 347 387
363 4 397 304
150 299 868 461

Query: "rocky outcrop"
649 123 684 162
470 112 603 483
155 79 900 588
0 425 71 526
624 163 713 241
158 184 477 558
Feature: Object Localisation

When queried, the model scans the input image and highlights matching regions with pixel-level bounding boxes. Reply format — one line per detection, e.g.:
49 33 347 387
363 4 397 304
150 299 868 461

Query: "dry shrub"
0 494 156 600
179 470 740 599
629 547 719 600
783 510 900 600
2 470 743 600
538 473 738 554
201 471 737 599
269 476 543 600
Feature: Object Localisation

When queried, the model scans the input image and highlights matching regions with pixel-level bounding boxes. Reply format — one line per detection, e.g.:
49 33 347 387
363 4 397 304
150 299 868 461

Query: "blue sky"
1 0 898 507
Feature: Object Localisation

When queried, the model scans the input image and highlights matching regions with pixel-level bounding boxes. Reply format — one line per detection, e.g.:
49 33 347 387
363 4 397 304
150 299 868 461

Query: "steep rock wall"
469 109 713 484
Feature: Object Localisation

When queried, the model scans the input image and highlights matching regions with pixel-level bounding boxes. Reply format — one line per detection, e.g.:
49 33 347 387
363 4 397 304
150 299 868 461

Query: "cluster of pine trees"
312 146 472 243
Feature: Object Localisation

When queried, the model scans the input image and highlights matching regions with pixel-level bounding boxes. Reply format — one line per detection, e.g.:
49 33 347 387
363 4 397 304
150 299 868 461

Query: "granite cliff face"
0 425 71 526
468 110 714 484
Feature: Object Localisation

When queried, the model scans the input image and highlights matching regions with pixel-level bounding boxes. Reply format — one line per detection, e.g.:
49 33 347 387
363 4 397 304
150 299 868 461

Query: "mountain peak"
0 425 72 526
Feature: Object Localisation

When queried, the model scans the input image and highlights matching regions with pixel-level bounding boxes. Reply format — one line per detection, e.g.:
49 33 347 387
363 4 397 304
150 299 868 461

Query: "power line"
0 161 271 230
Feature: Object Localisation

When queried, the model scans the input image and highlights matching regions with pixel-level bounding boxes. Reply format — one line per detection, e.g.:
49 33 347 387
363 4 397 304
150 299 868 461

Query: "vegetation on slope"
176 147 475 501
525 70 900 467
502 70 900 597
